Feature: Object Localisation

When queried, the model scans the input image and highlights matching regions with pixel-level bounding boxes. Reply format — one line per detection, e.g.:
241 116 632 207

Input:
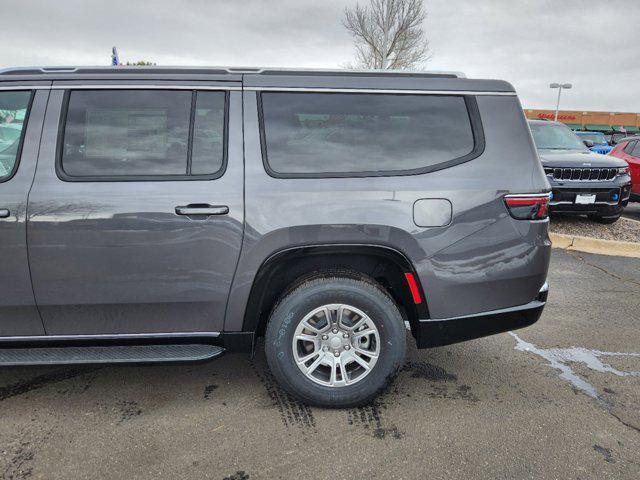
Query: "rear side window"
0 91 32 181
631 141 640 158
60 90 227 179
623 141 635 154
260 92 479 176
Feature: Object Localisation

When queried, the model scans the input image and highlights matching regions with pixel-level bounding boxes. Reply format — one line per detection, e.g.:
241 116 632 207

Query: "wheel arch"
242 244 429 339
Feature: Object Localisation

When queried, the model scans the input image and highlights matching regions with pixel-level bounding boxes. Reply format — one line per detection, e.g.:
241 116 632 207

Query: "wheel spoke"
296 351 319 365
352 345 378 359
349 316 367 332
339 355 351 385
301 320 323 335
295 333 318 344
305 354 324 375
324 307 334 327
350 352 372 371
352 327 376 340
336 305 344 327
329 358 339 385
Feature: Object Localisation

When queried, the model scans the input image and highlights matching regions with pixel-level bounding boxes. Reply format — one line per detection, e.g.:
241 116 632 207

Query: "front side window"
61 90 226 179
0 91 32 181
261 92 476 176
577 132 607 145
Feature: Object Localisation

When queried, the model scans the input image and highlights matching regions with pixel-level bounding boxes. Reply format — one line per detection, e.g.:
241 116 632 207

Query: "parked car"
0 66 551 407
609 136 640 201
606 133 633 145
574 131 613 154
528 120 632 224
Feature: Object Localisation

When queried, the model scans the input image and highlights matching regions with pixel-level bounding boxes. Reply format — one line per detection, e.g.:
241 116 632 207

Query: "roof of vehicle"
617 135 640 142
0 66 515 93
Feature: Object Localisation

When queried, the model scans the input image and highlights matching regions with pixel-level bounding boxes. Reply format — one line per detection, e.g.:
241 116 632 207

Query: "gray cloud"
2 0 639 111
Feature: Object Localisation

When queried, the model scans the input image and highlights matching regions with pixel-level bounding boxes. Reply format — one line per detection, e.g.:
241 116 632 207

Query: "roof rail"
0 66 466 79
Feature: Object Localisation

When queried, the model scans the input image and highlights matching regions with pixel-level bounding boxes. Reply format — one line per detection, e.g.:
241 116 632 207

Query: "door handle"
175 205 229 216
0 209 9 219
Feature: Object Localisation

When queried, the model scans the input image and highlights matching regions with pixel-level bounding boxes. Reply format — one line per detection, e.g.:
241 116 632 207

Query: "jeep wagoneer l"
0 66 550 407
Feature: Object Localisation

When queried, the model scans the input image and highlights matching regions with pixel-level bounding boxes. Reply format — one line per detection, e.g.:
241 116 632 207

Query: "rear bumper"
414 283 548 348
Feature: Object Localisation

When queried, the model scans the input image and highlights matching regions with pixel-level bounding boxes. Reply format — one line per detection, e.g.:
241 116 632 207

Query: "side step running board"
0 344 224 366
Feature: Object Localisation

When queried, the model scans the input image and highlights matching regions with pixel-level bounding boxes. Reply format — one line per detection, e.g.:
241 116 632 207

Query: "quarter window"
260 92 477 176
60 90 226 179
0 91 32 181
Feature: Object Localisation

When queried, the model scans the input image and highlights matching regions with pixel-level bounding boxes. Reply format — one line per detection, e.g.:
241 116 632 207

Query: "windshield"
529 123 588 151
577 132 607 144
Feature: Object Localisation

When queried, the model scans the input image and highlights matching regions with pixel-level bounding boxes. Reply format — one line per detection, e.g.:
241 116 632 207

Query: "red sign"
537 113 577 121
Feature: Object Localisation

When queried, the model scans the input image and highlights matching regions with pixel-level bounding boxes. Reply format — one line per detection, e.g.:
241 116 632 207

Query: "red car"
609 136 640 201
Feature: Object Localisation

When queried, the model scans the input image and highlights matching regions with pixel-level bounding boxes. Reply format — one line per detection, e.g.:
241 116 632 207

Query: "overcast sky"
3 0 639 111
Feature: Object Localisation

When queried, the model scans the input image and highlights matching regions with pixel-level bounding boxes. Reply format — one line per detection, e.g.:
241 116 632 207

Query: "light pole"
550 83 572 122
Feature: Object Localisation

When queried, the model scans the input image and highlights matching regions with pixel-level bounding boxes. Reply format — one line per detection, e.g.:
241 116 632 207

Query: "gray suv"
0 66 550 407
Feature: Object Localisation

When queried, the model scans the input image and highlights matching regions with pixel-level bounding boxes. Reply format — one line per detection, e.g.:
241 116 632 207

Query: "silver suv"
0 66 550 407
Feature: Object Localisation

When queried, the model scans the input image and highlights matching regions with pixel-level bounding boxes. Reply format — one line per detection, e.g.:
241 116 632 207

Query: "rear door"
0 87 47 336
27 81 244 335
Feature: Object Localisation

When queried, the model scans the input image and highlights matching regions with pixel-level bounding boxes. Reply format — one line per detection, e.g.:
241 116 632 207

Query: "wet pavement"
1 250 639 479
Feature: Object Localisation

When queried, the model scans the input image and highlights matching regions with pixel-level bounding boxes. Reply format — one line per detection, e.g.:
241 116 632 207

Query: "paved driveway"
623 202 640 222
1 250 639 479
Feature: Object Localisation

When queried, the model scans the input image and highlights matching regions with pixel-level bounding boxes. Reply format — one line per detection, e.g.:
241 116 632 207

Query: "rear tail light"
504 193 550 220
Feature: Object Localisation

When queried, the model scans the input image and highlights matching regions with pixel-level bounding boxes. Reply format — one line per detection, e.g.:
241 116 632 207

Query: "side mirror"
583 140 594 148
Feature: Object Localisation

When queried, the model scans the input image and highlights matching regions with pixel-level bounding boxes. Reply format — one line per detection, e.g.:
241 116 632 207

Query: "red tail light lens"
504 194 550 220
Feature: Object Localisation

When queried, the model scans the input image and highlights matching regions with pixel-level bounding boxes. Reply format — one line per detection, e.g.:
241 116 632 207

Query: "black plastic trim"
415 300 545 348
0 331 253 354
0 89 35 184
257 91 485 179
55 88 230 182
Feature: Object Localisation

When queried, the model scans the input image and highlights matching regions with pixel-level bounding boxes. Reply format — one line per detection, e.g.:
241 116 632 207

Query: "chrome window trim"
0 85 51 90
0 85 514 95
504 192 552 198
51 85 242 91
0 85 242 91
245 86 515 96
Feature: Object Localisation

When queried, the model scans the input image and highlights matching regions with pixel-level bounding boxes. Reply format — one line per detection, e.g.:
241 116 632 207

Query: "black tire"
264 274 406 408
588 214 621 224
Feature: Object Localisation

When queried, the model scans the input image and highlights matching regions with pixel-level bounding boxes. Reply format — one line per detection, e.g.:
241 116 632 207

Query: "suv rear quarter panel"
224 78 550 331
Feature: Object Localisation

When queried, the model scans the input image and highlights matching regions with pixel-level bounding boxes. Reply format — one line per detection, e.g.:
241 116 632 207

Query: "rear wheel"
588 214 621 224
264 274 406 408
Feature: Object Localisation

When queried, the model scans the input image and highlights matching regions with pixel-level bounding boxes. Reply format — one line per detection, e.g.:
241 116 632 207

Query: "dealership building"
524 109 640 133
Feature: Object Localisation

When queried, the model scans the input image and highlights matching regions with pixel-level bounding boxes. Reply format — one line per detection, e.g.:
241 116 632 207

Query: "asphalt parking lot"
1 250 639 480
623 202 640 222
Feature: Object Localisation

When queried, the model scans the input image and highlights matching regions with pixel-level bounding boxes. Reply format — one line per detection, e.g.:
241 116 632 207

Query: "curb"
549 232 640 258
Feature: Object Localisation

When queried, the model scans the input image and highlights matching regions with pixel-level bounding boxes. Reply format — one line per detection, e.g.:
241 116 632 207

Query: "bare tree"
343 0 431 70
